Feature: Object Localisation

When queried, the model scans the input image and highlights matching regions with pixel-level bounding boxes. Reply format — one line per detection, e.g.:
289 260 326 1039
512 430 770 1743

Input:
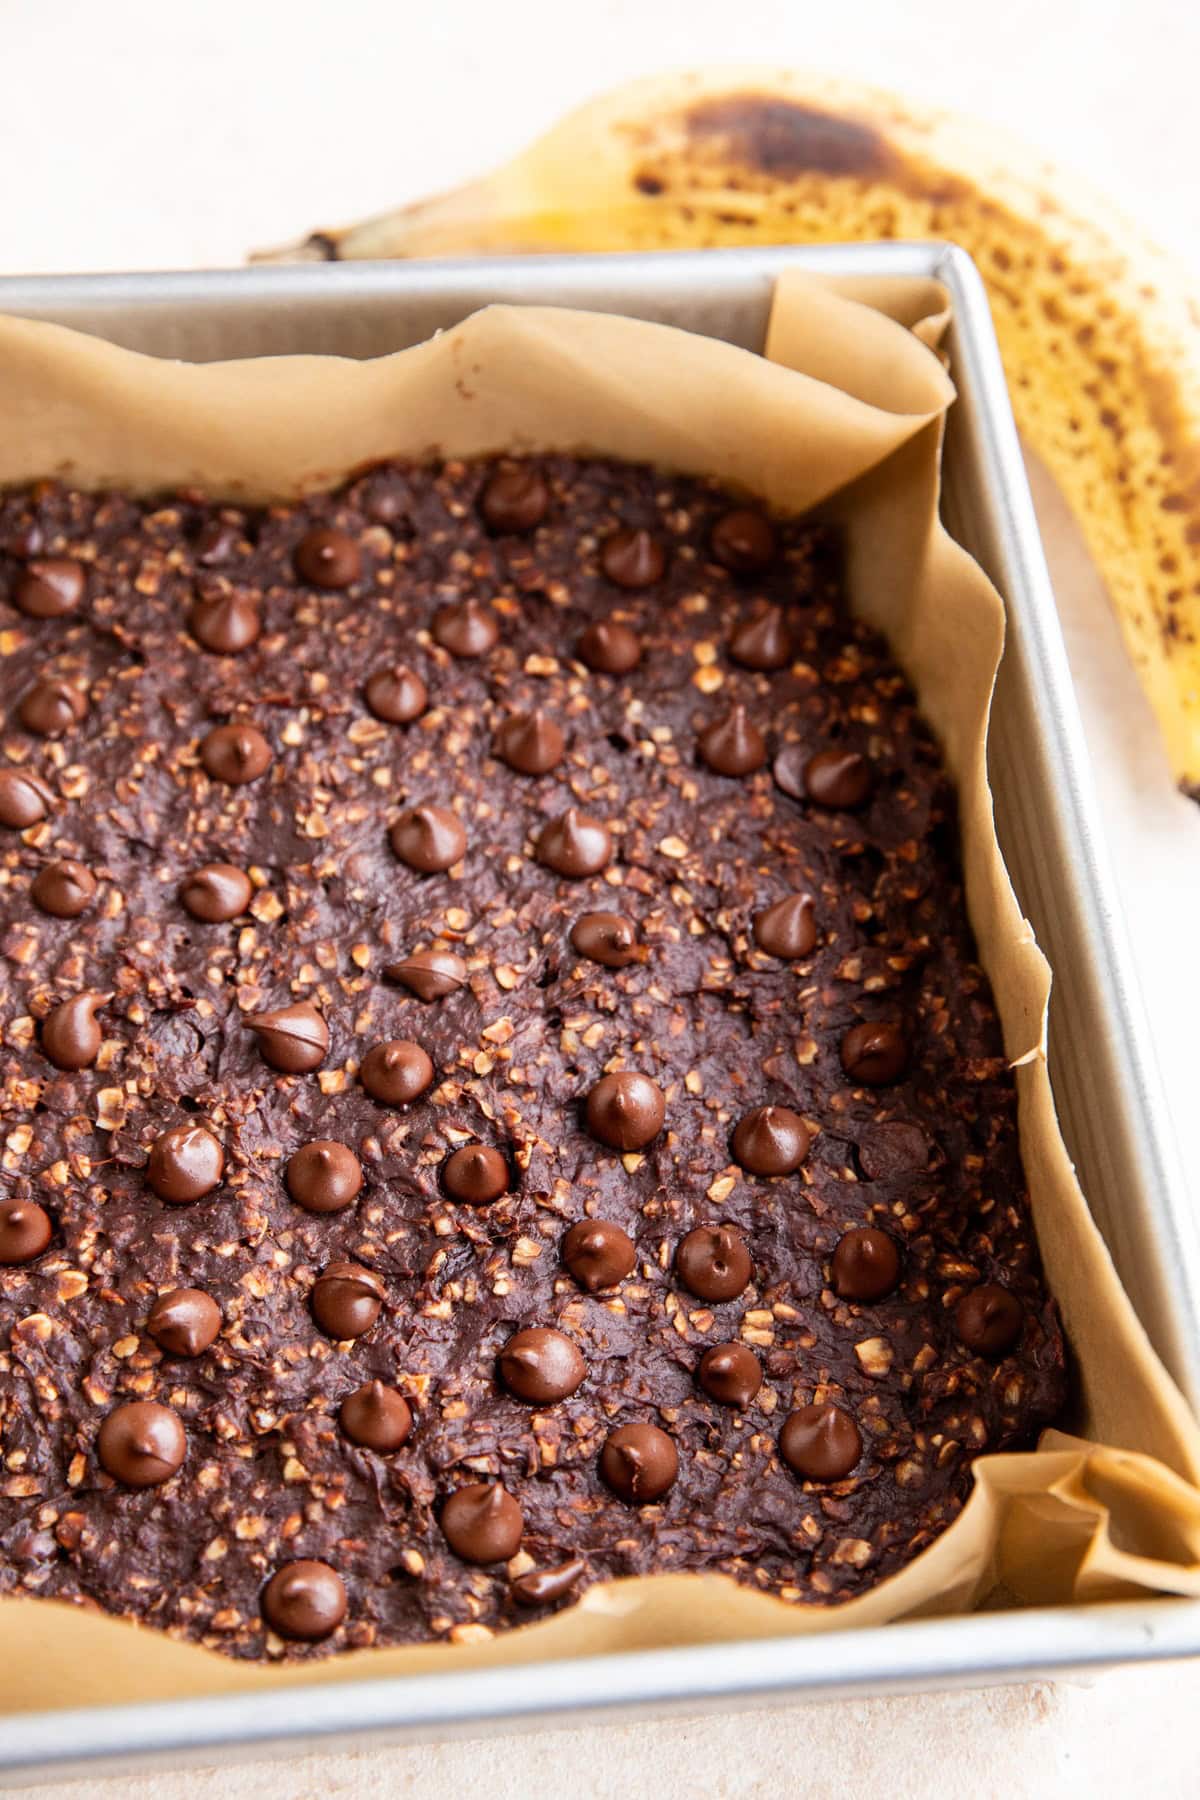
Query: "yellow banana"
255 70 1200 789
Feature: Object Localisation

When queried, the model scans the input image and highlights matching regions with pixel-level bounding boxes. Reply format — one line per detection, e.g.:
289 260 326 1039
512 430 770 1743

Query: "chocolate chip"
730 605 790 670
511 1559 587 1608
389 805 467 872
752 893 816 959
286 1140 363 1214
832 1228 901 1302
805 749 872 809
771 745 808 799
731 1105 811 1176
188 594 261 654
14 558 85 619
779 1405 862 1481
360 1039 434 1106
41 991 111 1071
535 809 612 878
498 1327 586 1403
262 1561 347 1640
711 509 776 573
840 1022 909 1086
697 1342 762 1408
570 911 640 968
199 722 272 785
955 1284 1024 1356
0 1197 52 1265
383 949 469 1001
245 1002 329 1073
675 1225 752 1302
600 1423 678 1503
480 466 549 533
97 1402 186 1488
561 1219 636 1292
495 710 565 775
585 1071 665 1151
601 529 665 589
293 527 362 589
339 1380 413 1451
578 620 642 674
178 863 253 923
30 859 96 919
364 665 428 724
147 1124 225 1204
432 598 499 657
0 768 54 829
440 1483 524 1564
442 1144 509 1205
310 1262 385 1340
147 1288 222 1357
698 705 767 776
858 1123 929 1181
193 519 240 566
18 678 87 738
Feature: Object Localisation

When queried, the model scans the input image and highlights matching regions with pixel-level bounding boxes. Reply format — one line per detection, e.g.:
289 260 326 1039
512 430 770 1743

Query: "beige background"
3 0 1200 1792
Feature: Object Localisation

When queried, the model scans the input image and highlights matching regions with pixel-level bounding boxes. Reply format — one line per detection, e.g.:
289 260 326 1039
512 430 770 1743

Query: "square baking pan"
0 243 1198 1782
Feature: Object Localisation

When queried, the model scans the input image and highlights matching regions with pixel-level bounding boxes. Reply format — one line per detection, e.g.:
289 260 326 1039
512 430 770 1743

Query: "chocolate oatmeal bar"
0 456 1066 1657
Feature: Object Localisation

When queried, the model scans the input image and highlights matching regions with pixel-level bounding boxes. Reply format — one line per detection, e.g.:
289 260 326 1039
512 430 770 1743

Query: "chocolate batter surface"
0 458 1066 1657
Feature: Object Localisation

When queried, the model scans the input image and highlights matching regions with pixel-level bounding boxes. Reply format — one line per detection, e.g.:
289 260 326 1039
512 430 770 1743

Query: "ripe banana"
256 70 1200 789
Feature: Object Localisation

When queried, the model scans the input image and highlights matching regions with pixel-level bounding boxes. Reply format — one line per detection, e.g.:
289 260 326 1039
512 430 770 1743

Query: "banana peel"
255 70 1200 790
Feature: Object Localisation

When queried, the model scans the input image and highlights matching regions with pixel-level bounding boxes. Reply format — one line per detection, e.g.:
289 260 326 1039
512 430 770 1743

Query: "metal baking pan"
0 243 1198 1782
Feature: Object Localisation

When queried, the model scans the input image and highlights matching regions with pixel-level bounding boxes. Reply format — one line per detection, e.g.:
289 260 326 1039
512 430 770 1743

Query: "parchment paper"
2 273 1200 1713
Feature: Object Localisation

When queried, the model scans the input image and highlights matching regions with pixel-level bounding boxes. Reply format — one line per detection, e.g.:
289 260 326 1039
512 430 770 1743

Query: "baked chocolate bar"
0 456 1066 1656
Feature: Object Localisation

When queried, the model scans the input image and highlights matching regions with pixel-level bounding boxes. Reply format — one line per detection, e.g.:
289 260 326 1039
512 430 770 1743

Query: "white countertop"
3 0 1199 1791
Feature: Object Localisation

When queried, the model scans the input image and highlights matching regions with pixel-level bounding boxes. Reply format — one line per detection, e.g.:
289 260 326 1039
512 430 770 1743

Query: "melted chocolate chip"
752 892 816 959
245 1002 329 1073
955 1284 1024 1356
262 1561 347 1640
147 1124 225 1204
730 605 790 671
858 1123 929 1181
731 1105 811 1176
495 710 566 775
364 665 428 724
0 768 54 829
339 1380 413 1451
286 1140 364 1214
14 558 85 619
30 859 96 919
585 1071 665 1151
41 991 111 1071
310 1262 385 1340
0 1197 52 1265
480 466 549 533
601 529 665 589
600 1423 678 1503
179 863 253 923
440 1483 524 1564
498 1328 586 1404
779 1404 862 1482
147 1288 222 1357
711 509 776 573
442 1144 509 1205
832 1228 901 1302
511 1559 587 1608
383 949 469 1001
432 598 499 657
389 805 467 873
675 1225 752 1302
570 911 640 968
18 678 87 738
578 619 642 674
293 527 361 590
360 1039 434 1106
840 1021 909 1086
805 749 872 809
561 1219 636 1292
97 1402 186 1487
199 722 272 785
698 706 767 776
536 809 612 878
188 593 261 655
697 1342 762 1408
